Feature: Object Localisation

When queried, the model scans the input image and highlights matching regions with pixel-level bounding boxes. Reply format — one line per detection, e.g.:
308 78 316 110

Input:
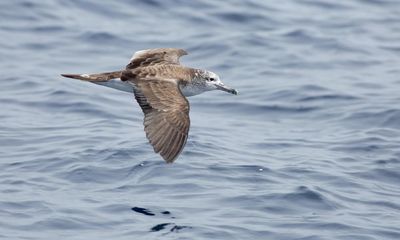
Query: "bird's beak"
216 83 238 95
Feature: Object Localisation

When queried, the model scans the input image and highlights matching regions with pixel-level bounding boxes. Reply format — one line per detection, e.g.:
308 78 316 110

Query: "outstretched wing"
126 48 188 69
129 78 190 163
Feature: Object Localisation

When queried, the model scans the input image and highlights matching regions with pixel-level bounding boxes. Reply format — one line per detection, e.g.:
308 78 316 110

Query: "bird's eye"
209 77 215 81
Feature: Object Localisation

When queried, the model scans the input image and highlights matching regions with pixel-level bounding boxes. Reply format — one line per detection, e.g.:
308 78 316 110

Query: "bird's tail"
61 71 123 82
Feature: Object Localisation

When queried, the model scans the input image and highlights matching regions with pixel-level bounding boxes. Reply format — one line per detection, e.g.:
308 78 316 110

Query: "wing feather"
126 48 188 69
130 78 190 163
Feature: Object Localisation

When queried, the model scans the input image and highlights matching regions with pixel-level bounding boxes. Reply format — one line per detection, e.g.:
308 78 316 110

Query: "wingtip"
162 154 178 164
60 73 78 79
164 160 175 164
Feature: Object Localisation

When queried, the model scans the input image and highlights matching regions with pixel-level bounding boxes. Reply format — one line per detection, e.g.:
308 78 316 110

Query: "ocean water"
1 0 400 239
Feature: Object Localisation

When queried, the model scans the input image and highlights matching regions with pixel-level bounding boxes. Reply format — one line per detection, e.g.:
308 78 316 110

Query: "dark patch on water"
150 222 190 232
131 207 155 216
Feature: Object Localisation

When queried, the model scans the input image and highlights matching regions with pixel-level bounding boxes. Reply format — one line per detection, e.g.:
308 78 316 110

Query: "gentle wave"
1 0 400 239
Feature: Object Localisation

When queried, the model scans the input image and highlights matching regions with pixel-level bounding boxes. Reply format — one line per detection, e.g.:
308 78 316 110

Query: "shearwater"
61 48 238 163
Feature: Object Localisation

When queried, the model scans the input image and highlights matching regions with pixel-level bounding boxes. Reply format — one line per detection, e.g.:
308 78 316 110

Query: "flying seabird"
61 48 238 163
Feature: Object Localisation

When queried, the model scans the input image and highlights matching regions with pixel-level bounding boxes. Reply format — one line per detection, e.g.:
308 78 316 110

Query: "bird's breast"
179 83 206 97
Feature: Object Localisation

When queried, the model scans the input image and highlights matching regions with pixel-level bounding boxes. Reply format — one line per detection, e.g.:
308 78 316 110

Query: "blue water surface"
1 0 400 239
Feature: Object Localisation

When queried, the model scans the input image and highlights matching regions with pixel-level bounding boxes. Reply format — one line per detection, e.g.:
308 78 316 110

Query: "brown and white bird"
61 48 238 163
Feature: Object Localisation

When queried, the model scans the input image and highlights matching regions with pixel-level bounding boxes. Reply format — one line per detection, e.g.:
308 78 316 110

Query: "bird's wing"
129 77 190 163
126 48 188 69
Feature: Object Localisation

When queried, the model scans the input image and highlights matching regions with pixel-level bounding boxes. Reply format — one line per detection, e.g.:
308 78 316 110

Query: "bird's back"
121 64 195 84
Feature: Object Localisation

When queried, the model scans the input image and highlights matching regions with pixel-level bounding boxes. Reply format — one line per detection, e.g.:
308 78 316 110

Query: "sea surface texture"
1 1 400 239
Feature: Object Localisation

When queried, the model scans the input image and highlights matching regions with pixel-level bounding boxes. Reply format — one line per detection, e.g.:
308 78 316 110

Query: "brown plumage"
133 80 190 162
122 49 192 162
61 48 237 163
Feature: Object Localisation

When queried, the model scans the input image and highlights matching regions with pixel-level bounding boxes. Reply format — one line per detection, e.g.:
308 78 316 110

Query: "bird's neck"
179 70 207 97
179 80 206 97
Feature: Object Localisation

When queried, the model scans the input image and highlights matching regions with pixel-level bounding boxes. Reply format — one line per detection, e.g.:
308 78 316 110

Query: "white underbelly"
179 84 204 97
93 79 204 97
93 79 133 93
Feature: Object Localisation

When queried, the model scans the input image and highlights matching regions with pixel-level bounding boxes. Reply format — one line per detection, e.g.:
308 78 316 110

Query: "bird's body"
61 48 237 163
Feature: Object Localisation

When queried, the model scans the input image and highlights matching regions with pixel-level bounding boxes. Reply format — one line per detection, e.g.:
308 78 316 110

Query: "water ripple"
1 0 400 239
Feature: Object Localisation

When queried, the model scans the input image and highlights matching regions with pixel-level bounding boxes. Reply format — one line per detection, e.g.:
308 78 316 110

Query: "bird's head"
198 70 238 95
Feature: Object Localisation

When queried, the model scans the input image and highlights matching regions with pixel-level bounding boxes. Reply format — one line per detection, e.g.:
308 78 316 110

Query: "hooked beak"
216 83 238 95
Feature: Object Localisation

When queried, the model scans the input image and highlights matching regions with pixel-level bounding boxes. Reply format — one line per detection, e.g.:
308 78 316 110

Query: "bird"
61 48 238 163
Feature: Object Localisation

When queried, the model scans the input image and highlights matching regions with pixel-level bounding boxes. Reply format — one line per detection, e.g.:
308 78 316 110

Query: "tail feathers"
61 71 122 82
